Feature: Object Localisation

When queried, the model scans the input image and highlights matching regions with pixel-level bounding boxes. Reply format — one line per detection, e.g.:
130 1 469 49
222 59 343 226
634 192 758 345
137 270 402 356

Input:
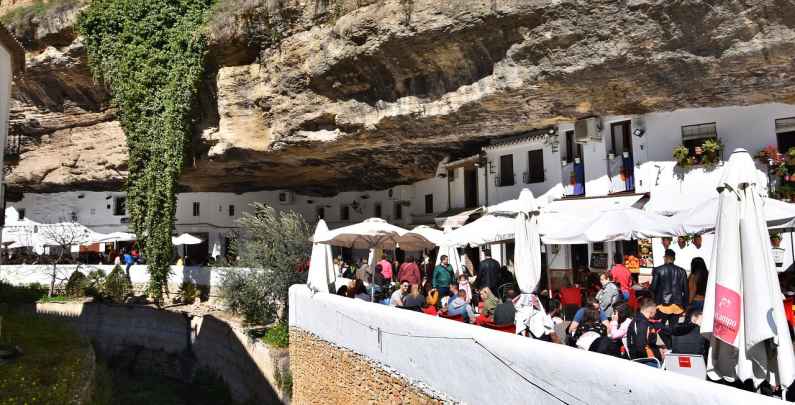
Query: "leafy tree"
78 0 214 304
38 223 91 297
220 204 310 326
64 270 87 298
103 265 131 304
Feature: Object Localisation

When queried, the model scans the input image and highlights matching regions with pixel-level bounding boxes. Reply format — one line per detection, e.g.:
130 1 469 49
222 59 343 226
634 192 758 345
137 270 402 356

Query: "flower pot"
623 151 630 158
561 160 568 167
772 238 782 248
574 158 581 164
607 153 615 160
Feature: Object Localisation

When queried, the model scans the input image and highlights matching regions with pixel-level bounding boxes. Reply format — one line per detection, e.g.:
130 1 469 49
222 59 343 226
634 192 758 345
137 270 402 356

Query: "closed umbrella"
701 149 795 395
513 210 542 294
307 219 335 293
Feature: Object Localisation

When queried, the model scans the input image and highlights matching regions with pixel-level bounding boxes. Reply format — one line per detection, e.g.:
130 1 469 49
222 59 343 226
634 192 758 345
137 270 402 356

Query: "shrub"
85 269 107 299
0 282 48 304
64 270 88 298
262 322 289 348
103 265 131 304
177 281 198 304
220 203 310 326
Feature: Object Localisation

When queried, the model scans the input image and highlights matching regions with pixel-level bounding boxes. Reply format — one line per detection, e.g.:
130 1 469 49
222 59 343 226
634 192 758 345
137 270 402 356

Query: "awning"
434 207 483 229
543 193 646 216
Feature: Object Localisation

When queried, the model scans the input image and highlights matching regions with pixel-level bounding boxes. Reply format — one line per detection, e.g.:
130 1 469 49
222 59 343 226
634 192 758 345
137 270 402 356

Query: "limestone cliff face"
4 0 795 195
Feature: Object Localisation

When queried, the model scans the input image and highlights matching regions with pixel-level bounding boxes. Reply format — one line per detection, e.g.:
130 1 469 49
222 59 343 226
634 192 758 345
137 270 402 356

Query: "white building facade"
6 103 795 281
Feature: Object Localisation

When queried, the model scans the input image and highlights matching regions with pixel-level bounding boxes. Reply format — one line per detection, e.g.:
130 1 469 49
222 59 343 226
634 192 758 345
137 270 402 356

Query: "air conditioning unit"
575 117 602 143
389 185 414 201
277 191 295 204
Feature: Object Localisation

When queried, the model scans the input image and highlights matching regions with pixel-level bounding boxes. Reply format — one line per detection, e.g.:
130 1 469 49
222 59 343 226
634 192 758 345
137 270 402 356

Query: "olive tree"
220 203 310 326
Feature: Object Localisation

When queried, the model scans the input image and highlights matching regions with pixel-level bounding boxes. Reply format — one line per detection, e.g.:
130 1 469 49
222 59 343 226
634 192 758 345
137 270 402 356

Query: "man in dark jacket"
650 249 688 347
626 298 663 364
476 249 501 296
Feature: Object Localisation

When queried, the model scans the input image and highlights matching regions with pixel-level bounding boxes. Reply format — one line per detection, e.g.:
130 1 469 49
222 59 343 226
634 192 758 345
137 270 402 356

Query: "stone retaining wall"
35 302 286 404
290 328 442 405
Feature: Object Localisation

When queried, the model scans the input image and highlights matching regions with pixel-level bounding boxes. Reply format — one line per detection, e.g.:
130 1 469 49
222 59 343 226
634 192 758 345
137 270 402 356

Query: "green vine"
78 0 214 303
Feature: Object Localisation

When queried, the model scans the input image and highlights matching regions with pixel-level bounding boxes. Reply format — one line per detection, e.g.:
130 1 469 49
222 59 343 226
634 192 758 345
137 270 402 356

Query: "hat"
664 249 676 258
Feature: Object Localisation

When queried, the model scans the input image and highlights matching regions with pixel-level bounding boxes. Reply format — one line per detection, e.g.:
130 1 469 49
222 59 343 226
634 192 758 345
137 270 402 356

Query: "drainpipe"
447 169 452 211
483 161 489 206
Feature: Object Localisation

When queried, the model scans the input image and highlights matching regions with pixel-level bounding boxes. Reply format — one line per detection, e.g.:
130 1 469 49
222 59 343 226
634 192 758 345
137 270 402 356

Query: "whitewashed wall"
289 285 777 405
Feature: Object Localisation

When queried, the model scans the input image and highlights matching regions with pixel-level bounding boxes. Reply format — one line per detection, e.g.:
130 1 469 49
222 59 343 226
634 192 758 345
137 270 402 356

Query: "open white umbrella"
172 233 203 246
445 214 516 247
674 196 795 235
487 188 541 215
307 219 335 293
315 218 408 301
541 207 678 244
98 232 137 243
701 149 795 395
403 225 445 247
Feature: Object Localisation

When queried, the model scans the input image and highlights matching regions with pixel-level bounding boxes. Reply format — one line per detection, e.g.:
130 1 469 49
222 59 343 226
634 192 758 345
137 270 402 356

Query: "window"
374 203 382 218
681 122 717 154
316 206 325 220
394 202 403 220
499 154 514 186
228 205 235 217
424 194 433 214
610 121 632 156
563 130 583 163
526 149 544 183
340 205 350 221
776 117 795 153
113 197 126 216
192 202 200 217
17 208 25 220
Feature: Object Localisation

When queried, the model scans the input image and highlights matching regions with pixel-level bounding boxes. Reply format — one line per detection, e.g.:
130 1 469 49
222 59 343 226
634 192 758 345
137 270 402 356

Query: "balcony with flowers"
756 144 795 202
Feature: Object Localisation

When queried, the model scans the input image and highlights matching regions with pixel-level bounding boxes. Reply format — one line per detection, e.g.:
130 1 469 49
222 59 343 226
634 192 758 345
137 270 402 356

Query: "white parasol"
307 219 335 293
701 149 795 395
172 233 203 245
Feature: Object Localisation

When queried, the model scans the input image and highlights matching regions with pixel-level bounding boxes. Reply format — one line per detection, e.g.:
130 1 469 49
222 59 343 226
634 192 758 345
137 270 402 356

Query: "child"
458 274 473 304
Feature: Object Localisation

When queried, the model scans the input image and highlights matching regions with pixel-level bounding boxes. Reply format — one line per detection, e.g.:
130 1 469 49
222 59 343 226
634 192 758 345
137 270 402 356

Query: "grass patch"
261 321 289 348
0 312 90 405
37 294 68 303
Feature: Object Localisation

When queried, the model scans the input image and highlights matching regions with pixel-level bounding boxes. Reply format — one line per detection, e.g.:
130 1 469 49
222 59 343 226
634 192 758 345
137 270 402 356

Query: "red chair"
482 322 516 334
439 312 465 322
559 287 583 320
783 298 794 329
627 289 638 311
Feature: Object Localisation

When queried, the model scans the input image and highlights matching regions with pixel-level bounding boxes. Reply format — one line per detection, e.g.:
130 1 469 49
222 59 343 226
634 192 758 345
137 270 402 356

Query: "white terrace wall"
289 285 781 405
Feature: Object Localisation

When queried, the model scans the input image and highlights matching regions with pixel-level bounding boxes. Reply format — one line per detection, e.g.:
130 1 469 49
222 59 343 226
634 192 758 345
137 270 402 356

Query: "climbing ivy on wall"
78 0 214 303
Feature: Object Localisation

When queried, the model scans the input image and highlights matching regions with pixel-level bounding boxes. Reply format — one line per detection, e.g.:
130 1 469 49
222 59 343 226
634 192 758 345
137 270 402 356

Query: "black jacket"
650 263 689 308
670 321 707 357
626 313 662 360
476 258 501 293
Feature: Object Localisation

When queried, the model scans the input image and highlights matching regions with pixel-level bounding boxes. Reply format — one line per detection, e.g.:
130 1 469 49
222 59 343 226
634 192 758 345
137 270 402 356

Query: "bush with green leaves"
262 321 289 348
85 269 106 298
177 281 198 304
64 270 88 298
103 265 131 304
220 203 310 326
78 0 214 304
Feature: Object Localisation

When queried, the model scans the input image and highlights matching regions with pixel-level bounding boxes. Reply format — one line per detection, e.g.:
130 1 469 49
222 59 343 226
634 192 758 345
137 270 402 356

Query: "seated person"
422 289 440 315
475 287 501 325
447 289 476 323
352 280 371 301
401 284 426 310
567 299 608 336
389 281 410 306
493 288 517 326
669 309 707 358
626 298 663 365
573 308 608 351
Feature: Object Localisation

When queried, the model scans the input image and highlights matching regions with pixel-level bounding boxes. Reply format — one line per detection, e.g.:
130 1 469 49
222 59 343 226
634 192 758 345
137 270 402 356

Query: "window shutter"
527 149 544 183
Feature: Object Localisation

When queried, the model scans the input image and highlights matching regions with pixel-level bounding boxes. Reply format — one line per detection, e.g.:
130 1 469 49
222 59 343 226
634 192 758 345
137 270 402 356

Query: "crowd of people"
334 247 719 370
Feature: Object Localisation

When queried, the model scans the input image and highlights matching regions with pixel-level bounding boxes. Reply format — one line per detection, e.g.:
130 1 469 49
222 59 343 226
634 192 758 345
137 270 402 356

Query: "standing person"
355 257 371 283
433 255 454 298
595 272 620 317
397 257 421 286
688 257 709 311
610 253 632 301
123 250 135 281
476 249 500 295
377 255 393 281
650 249 688 347
458 274 473 303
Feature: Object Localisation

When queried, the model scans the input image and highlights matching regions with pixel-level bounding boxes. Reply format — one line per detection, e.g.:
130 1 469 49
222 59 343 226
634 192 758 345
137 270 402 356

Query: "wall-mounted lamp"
633 128 645 138
360 194 370 200
546 127 557 136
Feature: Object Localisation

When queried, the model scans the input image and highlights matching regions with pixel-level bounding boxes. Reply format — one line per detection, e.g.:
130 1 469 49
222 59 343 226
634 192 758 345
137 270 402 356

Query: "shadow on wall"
30 302 284 404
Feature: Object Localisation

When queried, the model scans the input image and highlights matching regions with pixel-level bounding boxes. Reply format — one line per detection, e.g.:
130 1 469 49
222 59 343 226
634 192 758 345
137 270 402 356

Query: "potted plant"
561 159 568 167
574 157 581 164
608 152 616 160
701 138 723 166
622 150 630 158
673 145 690 167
